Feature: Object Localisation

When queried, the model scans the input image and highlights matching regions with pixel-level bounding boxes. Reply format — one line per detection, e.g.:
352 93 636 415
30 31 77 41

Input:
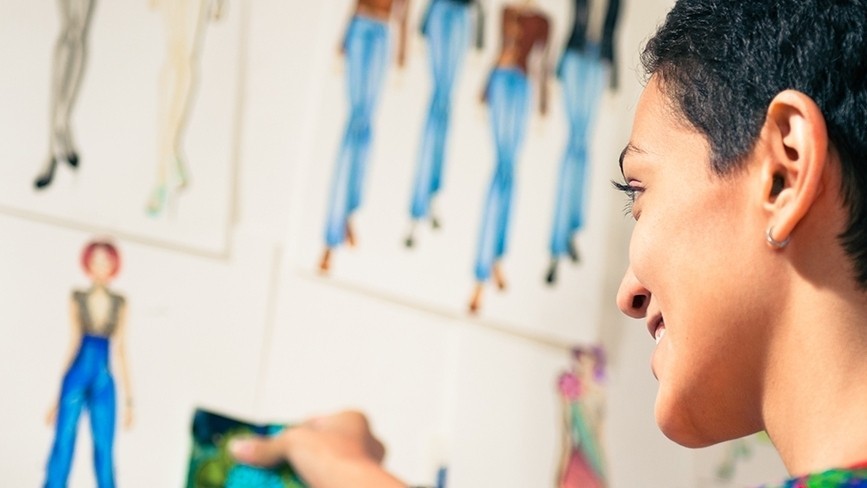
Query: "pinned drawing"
469 1 550 313
147 0 227 216
34 0 97 190
319 0 411 273
44 240 133 488
545 0 621 284
557 345 607 488
405 0 484 247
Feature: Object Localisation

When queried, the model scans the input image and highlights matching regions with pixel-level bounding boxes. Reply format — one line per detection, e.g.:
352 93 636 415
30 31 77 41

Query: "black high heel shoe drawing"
34 157 58 190
34 152 80 190
66 151 79 169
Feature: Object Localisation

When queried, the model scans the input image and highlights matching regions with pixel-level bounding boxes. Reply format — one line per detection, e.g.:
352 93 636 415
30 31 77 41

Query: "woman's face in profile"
87 247 117 285
615 76 774 448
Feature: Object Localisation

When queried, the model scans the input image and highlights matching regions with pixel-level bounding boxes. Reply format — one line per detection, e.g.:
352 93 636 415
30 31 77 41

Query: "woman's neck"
763 282 867 476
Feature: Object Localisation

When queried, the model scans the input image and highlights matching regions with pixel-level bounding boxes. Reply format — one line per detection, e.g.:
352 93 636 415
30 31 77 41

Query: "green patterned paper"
186 408 307 488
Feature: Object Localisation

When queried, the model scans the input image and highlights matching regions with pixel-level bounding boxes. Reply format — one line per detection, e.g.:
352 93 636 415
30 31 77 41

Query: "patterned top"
765 462 867 488
73 289 125 338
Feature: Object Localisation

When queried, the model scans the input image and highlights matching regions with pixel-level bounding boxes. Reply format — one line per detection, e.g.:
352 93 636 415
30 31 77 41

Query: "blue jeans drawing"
550 48 607 258
45 335 116 488
325 15 389 248
474 68 529 282
410 0 471 221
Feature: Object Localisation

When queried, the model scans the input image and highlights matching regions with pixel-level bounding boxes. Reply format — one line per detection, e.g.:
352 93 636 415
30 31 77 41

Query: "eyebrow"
618 143 645 175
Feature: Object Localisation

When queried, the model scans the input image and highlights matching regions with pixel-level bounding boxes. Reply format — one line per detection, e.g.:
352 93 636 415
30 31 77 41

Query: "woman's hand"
229 410 404 488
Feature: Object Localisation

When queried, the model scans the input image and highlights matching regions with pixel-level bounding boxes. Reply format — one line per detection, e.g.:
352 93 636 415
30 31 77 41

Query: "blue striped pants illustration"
474 68 529 282
550 48 607 259
410 0 471 221
324 15 389 248
45 335 116 488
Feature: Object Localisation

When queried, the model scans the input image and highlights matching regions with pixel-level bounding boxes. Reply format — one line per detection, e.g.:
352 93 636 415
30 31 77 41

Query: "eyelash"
611 180 643 217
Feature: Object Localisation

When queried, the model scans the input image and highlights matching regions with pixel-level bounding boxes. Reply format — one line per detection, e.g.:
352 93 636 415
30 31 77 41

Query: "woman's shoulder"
765 461 867 488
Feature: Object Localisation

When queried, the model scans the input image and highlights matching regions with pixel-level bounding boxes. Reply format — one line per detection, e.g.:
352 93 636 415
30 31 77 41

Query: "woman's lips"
654 323 666 344
647 315 665 343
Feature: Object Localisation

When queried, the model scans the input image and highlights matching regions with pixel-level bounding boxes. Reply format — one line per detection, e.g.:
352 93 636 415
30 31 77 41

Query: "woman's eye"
612 180 644 219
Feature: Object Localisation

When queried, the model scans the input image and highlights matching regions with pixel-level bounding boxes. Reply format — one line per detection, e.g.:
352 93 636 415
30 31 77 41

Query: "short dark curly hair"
642 0 867 286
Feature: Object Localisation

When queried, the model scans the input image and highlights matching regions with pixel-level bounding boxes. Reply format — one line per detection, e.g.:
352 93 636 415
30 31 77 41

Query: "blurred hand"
230 410 403 488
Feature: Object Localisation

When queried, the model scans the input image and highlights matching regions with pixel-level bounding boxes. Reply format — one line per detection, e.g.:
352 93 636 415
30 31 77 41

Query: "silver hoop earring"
766 226 791 249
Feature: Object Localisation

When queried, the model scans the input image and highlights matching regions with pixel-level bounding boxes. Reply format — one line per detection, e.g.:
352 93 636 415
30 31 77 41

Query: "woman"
233 1 867 486
44 240 133 488
615 0 867 485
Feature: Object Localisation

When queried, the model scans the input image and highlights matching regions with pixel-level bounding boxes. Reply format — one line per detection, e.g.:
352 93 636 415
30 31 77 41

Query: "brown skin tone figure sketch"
468 0 549 313
318 0 410 274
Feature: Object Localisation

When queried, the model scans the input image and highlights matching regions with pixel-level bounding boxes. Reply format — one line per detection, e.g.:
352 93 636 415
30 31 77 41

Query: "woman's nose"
617 265 650 319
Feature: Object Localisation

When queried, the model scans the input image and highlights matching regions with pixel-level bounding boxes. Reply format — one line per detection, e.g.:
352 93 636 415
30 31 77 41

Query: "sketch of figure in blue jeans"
545 0 621 285
44 241 134 488
405 0 483 248
469 4 550 313
319 0 410 273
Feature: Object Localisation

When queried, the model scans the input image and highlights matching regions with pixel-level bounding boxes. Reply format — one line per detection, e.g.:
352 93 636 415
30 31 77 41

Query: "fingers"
325 411 386 460
229 432 291 468
367 435 386 463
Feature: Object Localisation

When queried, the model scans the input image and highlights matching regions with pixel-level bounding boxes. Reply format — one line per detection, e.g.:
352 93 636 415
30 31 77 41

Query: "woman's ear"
757 90 829 245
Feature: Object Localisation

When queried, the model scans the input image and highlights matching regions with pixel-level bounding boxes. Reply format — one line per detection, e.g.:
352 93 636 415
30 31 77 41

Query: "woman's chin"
654 394 722 448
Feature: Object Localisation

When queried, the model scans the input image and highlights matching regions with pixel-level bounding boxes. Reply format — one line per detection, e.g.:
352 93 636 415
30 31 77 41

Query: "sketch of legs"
406 0 471 247
320 16 389 272
147 0 215 216
89 357 117 488
546 48 606 284
566 401 606 486
45 336 116 488
35 0 97 190
469 68 529 313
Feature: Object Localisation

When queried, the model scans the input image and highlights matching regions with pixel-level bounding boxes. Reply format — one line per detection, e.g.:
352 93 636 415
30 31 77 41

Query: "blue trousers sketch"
45 335 116 488
474 68 529 282
325 16 389 248
550 48 607 258
410 0 471 221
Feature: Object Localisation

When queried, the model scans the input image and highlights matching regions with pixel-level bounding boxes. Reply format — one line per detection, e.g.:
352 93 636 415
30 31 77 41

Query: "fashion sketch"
557 345 607 488
319 0 410 272
468 0 550 313
34 0 97 190
146 0 226 216
44 240 133 488
545 0 620 284
404 0 484 247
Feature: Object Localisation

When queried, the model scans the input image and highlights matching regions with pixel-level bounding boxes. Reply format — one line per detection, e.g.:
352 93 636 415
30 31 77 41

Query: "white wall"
0 0 786 487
